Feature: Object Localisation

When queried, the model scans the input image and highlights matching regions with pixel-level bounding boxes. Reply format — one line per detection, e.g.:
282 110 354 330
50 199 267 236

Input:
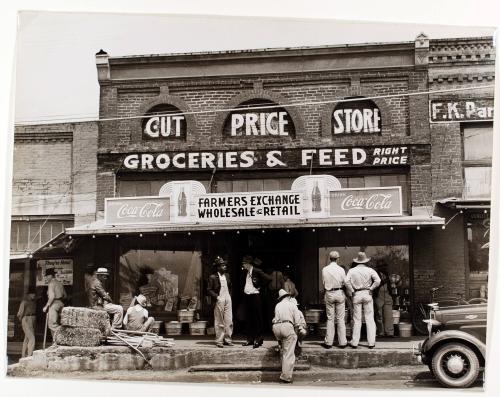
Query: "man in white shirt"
345 252 381 349
207 256 233 348
321 250 347 349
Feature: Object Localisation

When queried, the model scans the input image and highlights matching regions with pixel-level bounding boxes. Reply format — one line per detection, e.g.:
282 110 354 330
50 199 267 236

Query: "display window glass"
318 245 411 311
119 248 203 315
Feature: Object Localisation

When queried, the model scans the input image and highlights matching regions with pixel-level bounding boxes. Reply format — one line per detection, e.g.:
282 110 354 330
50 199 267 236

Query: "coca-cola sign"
329 187 402 217
105 197 171 225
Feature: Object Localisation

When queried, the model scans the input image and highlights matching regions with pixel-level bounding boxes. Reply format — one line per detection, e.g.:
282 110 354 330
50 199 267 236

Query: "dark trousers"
244 293 264 343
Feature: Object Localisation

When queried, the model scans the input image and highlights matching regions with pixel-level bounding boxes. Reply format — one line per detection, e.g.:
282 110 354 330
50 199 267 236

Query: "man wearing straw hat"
88 267 124 329
207 256 234 348
123 294 155 332
345 252 381 349
272 289 307 384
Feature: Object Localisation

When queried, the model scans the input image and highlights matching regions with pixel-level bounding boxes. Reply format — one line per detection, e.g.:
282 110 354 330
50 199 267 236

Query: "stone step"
189 362 310 372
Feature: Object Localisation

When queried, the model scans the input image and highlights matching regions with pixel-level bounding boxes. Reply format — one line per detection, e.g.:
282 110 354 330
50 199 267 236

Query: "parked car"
415 302 487 388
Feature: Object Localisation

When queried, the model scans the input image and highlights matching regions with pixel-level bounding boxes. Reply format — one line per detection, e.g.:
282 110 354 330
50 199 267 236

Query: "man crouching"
123 294 155 332
272 289 307 384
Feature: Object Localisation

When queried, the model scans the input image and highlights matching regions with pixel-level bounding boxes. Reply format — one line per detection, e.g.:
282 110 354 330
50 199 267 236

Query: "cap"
96 267 109 275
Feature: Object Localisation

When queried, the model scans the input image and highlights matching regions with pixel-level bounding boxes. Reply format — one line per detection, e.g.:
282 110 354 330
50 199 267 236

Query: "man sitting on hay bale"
123 294 155 332
87 267 124 329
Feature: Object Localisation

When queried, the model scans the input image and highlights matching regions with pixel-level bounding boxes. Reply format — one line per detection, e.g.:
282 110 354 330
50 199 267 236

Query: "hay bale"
54 326 103 347
61 307 111 335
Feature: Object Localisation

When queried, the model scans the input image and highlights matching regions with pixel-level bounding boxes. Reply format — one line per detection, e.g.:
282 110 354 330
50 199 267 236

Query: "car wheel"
431 342 480 388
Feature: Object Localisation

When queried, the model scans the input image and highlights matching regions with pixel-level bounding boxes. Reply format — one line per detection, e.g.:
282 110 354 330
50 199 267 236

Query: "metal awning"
66 210 444 236
437 197 491 210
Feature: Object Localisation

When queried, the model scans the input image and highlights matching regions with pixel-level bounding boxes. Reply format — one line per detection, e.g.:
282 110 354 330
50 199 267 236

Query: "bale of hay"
54 326 103 347
61 307 111 335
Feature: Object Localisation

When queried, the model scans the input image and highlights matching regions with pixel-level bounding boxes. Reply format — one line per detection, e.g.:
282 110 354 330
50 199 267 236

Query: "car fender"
422 330 486 359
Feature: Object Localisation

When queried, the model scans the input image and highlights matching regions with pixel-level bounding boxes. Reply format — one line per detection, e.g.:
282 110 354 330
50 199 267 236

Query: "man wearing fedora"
241 255 272 348
207 256 234 348
321 250 348 349
345 252 381 349
272 289 308 384
87 267 124 329
123 294 155 332
42 267 67 339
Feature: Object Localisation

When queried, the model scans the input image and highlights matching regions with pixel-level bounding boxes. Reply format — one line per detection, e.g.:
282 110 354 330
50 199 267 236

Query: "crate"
165 321 182 336
178 310 195 323
305 309 323 324
189 321 208 336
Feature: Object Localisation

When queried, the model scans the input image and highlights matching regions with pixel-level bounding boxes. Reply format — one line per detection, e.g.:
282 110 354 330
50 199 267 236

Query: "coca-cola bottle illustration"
178 187 187 217
312 181 322 212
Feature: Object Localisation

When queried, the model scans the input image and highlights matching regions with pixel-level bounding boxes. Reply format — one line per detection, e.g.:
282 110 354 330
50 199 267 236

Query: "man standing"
374 270 394 337
42 268 66 340
321 250 347 349
17 288 37 357
87 267 124 329
272 289 307 384
345 252 381 349
241 255 271 348
207 256 234 348
123 294 155 332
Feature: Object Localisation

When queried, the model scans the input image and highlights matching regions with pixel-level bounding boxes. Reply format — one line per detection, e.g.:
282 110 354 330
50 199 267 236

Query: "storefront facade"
10 35 494 342
71 36 446 330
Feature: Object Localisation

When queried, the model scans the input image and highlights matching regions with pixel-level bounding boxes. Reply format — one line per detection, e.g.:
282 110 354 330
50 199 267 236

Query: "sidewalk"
9 335 425 374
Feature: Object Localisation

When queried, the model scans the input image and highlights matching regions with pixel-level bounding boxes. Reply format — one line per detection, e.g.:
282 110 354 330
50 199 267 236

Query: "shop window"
318 245 411 311
10 218 73 253
466 213 489 298
119 248 203 317
463 124 493 199
464 167 491 199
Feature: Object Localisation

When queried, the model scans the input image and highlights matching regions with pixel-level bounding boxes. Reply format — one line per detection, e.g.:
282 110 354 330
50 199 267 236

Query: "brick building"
9 34 494 343
8 122 98 350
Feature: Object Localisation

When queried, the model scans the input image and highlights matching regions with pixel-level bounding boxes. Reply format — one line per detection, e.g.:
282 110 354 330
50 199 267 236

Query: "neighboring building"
8 122 98 352
427 36 494 300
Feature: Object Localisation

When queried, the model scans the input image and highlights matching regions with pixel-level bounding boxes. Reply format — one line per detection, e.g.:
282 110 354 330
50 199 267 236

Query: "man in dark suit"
207 256 233 348
241 255 272 348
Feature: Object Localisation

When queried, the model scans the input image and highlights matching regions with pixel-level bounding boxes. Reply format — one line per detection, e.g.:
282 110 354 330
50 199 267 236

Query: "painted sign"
122 145 409 171
197 191 302 221
36 259 74 286
105 196 171 225
142 104 187 139
223 100 295 137
332 98 381 135
430 99 494 122
329 187 402 217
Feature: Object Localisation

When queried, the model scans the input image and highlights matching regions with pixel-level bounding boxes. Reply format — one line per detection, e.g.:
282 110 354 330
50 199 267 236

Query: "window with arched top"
332 97 382 136
222 99 296 138
141 104 187 140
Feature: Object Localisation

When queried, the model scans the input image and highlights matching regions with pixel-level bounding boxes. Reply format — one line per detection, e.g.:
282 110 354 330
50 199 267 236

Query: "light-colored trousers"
104 302 124 329
48 300 64 338
272 322 298 382
324 290 347 346
375 300 394 336
214 295 233 344
351 291 376 347
21 316 36 357
125 316 155 332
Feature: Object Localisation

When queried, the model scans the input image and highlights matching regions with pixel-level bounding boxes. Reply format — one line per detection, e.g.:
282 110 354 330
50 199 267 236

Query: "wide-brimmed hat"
253 257 263 267
213 256 227 267
242 255 253 264
136 294 147 307
277 289 290 301
96 267 109 276
353 252 371 264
